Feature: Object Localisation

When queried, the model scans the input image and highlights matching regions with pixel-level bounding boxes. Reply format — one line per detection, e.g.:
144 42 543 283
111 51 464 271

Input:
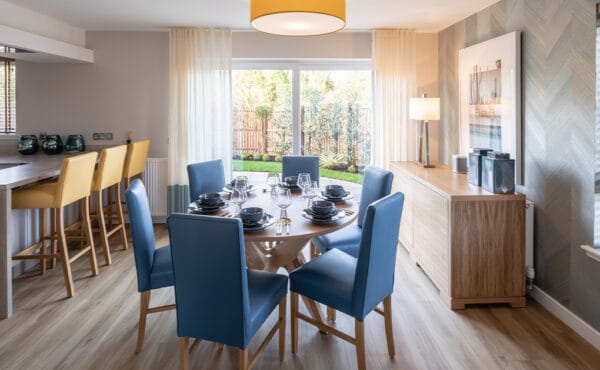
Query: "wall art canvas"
459 31 521 183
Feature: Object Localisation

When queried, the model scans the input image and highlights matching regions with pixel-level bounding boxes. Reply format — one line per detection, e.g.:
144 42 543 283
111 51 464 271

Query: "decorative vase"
468 148 493 186
65 134 85 153
41 135 63 155
17 135 39 155
481 152 515 194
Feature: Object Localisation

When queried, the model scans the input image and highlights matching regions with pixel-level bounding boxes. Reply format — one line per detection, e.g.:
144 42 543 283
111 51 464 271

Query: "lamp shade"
250 0 346 36
409 97 440 121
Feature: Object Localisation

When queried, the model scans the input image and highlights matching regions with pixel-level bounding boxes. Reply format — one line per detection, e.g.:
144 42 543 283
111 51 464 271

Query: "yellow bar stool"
91 145 128 266
123 139 150 189
12 152 99 297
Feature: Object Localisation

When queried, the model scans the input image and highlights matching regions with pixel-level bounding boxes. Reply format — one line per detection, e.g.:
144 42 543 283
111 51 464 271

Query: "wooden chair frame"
291 293 395 370
136 290 176 353
178 296 286 370
91 183 128 265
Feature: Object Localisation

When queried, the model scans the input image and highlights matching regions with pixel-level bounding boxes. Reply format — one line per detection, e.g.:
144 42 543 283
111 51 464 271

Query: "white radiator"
145 158 168 220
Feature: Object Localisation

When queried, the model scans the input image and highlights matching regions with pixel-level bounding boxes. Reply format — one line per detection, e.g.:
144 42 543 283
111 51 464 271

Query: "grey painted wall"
13 31 170 157
439 0 600 330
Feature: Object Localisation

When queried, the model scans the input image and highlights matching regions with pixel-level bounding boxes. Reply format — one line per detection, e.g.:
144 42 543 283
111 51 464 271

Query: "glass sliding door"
232 69 292 173
232 62 371 183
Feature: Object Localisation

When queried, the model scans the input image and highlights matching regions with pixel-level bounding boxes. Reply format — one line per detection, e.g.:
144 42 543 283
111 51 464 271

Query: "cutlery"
276 219 282 235
345 210 355 215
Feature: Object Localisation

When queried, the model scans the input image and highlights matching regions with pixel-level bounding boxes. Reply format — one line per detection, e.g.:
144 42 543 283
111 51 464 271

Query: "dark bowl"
198 192 222 206
325 185 345 197
284 176 298 186
311 200 334 215
240 207 265 224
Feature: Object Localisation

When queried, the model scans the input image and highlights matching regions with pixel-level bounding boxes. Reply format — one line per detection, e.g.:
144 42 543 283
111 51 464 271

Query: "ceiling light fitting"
250 0 346 36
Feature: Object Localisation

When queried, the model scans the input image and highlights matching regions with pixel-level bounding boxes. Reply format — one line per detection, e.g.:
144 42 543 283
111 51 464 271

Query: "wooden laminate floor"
1 225 599 370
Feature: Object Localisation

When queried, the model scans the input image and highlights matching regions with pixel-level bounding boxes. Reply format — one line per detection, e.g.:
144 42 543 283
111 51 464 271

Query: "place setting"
302 200 348 225
318 184 354 203
188 192 229 215
223 175 258 193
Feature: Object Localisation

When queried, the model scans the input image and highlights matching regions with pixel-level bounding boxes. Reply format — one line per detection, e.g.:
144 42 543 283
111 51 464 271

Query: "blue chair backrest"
282 155 320 185
357 166 393 227
167 213 252 348
351 192 404 320
125 179 156 292
187 159 226 201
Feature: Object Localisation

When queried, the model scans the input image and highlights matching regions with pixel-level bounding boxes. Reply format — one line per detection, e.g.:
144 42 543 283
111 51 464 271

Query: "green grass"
232 160 363 183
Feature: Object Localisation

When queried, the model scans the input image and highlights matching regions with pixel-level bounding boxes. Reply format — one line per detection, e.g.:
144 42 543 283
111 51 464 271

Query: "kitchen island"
0 152 79 319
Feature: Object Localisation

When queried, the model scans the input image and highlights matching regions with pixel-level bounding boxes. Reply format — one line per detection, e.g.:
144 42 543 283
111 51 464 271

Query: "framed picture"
459 31 522 183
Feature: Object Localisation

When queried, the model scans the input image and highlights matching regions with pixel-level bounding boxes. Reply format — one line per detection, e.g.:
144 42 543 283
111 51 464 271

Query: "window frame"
232 59 372 155
0 56 16 137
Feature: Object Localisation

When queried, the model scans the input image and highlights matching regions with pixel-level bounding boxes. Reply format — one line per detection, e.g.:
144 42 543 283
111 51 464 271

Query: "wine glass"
274 188 292 221
266 172 279 198
231 181 247 216
302 181 319 208
234 175 249 191
298 173 311 191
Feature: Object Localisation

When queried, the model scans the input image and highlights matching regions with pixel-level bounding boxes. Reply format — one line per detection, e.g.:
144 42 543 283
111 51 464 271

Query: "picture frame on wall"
459 31 522 184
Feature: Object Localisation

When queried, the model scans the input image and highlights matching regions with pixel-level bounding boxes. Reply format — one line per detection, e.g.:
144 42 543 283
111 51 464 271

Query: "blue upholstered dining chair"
311 166 394 259
282 155 320 185
167 213 288 370
187 159 226 201
290 193 404 370
125 179 175 354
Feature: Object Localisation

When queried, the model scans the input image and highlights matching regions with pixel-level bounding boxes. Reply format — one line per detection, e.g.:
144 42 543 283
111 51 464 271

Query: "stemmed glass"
274 188 292 221
266 172 279 198
231 178 248 216
298 173 311 191
302 181 319 208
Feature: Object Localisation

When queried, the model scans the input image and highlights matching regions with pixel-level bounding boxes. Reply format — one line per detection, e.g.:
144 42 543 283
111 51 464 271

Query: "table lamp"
409 94 440 168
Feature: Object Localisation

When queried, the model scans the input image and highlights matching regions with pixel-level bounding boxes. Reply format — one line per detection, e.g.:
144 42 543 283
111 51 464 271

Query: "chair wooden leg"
278 296 287 362
355 319 366 370
310 242 317 260
383 295 395 358
82 197 99 276
136 291 150 354
291 292 299 355
96 190 112 266
115 184 128 250
57 207 74 297
107 185 114 227
238 348 249 370
39 208 47 274
327 307 337 322
179 337 189 370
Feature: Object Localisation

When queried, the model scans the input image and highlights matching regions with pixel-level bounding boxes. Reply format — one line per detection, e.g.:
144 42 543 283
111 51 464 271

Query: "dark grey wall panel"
438 0 600 330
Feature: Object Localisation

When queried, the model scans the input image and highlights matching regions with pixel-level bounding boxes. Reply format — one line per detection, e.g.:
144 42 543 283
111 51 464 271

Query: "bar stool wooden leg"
115 184 128 250
96 190 112 266
57 207 75 297
39 208 47 274
107 186 114 227
82 197 99 276
51 208 57 269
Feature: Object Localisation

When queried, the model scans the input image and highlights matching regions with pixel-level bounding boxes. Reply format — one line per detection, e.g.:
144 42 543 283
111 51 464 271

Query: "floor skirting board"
528 285 600 351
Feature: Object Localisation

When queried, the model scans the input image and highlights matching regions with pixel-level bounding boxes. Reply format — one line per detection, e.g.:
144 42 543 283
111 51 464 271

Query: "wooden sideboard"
390 161 526 309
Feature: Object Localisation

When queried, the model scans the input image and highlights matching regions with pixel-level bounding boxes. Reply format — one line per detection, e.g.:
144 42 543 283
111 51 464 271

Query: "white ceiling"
3 0 500 33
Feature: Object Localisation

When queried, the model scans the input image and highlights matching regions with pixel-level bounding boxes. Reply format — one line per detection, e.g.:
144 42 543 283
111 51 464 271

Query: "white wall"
15 31 169 157
0 0 85 46
233 31 372 59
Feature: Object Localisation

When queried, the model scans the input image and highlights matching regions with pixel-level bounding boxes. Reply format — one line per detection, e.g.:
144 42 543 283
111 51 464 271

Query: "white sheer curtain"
168 28 232 212
372 29 417 168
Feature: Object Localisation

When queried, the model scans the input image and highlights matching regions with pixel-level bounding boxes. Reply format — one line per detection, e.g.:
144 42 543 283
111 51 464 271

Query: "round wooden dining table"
192 177 360 324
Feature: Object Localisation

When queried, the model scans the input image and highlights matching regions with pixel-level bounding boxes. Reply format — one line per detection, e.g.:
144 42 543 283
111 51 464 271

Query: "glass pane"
232 70 292 174
300 70 372 180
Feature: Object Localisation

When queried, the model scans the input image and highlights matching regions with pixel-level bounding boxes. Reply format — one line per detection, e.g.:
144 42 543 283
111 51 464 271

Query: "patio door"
232 61 372 183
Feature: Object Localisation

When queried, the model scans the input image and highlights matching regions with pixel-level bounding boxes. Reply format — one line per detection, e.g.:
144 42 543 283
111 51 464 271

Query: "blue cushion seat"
149 246 175 290
312 166 393 257
247 269 288 339
290 249 356 315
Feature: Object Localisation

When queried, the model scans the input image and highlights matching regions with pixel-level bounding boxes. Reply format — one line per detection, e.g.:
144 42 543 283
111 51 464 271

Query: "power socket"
92 132 113 141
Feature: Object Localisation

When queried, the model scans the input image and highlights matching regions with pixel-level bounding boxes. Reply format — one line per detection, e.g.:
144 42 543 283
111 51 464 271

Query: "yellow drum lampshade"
250 0 346 36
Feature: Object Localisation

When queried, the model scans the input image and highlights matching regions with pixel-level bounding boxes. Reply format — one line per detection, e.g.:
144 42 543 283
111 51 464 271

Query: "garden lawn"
232 160 363 183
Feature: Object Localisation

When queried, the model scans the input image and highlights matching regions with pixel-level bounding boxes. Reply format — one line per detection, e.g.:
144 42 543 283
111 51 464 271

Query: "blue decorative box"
468 148 493 186
481 152 515 194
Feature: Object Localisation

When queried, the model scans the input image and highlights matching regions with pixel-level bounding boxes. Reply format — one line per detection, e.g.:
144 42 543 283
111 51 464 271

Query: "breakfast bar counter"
0 152 81 319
